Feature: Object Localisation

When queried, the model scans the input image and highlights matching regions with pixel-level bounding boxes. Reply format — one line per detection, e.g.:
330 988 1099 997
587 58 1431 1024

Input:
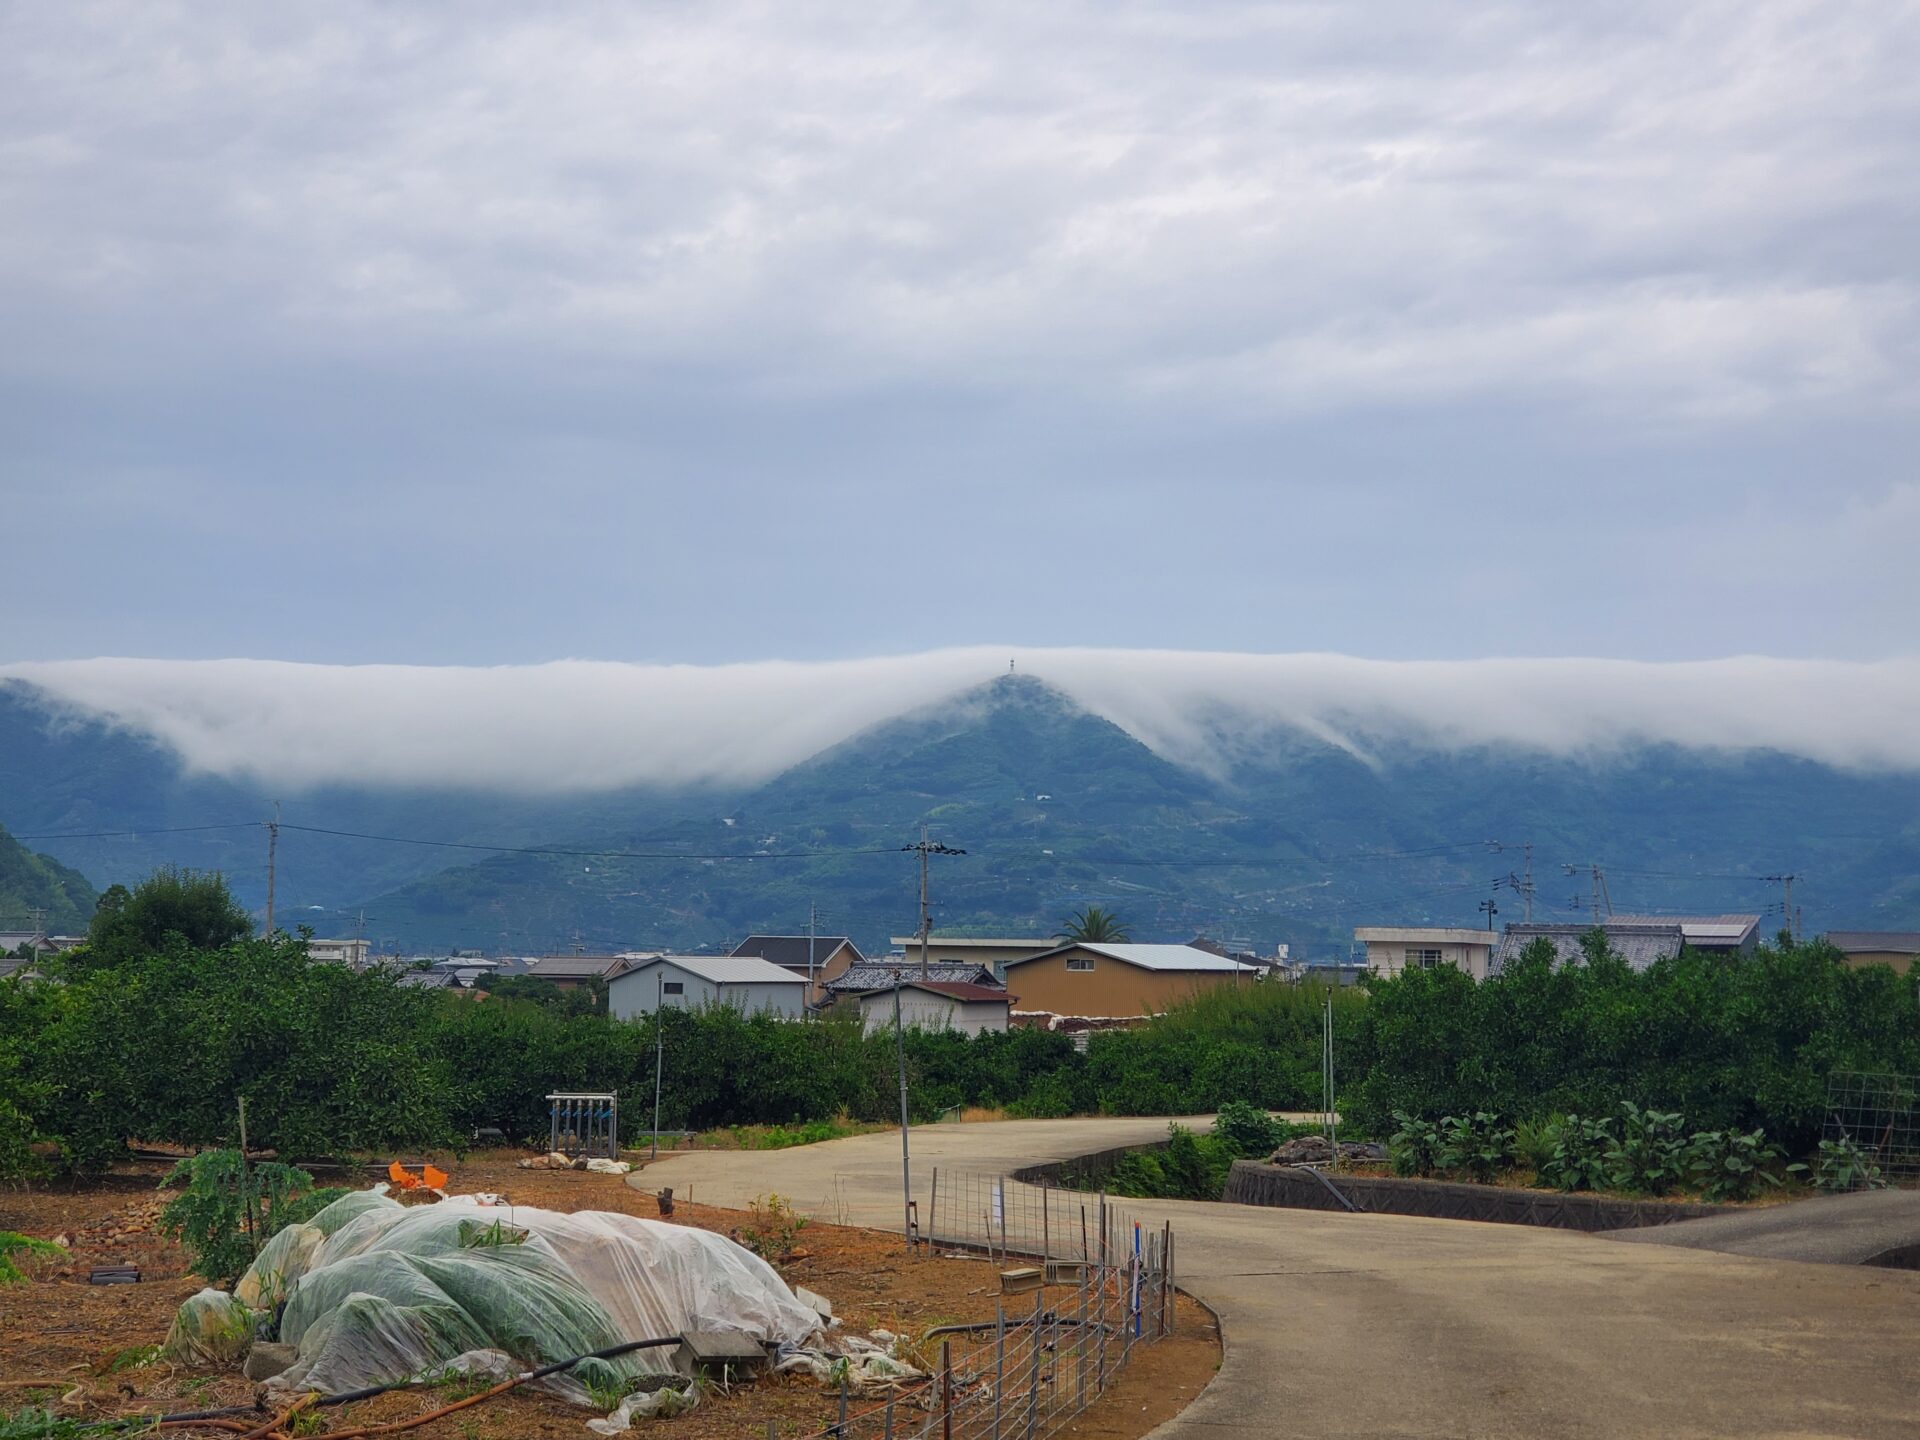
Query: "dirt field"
0 1155 1218 1440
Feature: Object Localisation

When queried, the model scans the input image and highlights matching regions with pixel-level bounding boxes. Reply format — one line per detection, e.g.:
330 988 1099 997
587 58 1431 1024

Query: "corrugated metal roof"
614 953 806 986
1827 931 1920 954
526 953 628 978
857 980 1015 1004
1012 943 1260 973
1608 914 1760 945
1491 923 1684 976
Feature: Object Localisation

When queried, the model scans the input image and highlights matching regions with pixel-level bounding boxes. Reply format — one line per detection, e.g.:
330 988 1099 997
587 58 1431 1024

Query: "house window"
1406 948 1444 970
662 981 684 996
1066 957 1095 972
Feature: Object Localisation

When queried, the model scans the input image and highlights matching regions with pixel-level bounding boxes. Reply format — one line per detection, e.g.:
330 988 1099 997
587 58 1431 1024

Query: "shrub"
157 1150 321 1285
1212 1100 1293 1158
1540 1114 1615 1192
1387 1112 1444 1178
1789 1134 1888 1193
1107 1124 1236 1200
1605 1102 1691 1196
1686 1128 1784 1203
1437 1112 1516 1183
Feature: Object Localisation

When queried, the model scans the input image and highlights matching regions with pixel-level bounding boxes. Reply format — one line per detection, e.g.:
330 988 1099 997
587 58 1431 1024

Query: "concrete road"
1605 1187 1920 1267
635 1119 1920 1439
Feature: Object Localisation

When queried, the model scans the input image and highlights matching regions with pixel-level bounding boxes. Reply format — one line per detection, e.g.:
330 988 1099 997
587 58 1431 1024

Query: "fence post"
941 1337 953 1440
1024 1291 1044 1440
991 1302 1005 1440
1041 1183 1050 1259
1075 1256 1088 1408
883 1390 894 1440
835 1377 847 1439
928 1166 939 1250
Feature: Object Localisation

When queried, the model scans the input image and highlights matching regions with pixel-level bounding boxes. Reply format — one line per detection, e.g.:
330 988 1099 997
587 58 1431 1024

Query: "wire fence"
1825 1070 1920 1185
782 1170 1177 1440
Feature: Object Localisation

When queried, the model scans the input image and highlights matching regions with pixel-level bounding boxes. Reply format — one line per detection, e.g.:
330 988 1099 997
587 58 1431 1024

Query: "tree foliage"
1058 906 1130 943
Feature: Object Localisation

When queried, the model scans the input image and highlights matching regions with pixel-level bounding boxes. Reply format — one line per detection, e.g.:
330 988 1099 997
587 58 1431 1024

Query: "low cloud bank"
5 650 1919 792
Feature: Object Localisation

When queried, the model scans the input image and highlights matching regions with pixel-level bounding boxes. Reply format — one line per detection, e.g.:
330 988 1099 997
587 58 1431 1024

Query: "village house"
1000 942 1259 1020
856 979 1014 1036
1354 927 1500 981
607 953 809 1020
886 935 1059 980
1826 931 1920 975
730 933 866 1003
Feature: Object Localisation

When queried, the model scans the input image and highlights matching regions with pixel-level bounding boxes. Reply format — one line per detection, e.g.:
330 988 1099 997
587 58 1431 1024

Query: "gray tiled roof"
826 962 1000 993
1491 923 1685 976
730 935 865 970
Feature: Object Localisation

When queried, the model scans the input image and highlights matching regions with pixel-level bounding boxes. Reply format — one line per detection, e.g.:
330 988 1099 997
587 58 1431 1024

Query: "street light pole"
651 972 664 1162
894 972 912 1249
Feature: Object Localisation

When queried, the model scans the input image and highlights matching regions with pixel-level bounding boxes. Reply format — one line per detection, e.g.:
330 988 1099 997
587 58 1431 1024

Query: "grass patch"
699 1116 888 1150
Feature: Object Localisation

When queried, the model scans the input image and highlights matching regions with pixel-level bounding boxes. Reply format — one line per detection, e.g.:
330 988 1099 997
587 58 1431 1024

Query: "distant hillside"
8 673 1920 954
353 676 1920 953
0 824 97 936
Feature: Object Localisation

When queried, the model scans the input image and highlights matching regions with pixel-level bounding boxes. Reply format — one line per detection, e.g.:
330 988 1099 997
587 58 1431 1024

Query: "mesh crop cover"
180 1192 821 1402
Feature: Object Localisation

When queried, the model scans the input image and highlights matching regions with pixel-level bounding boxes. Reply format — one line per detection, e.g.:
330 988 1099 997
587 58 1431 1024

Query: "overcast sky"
4 1 1918 667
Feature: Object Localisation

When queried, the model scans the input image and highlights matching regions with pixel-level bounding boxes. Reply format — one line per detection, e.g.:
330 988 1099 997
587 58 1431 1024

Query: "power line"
270 822 911 862
12 822 263 840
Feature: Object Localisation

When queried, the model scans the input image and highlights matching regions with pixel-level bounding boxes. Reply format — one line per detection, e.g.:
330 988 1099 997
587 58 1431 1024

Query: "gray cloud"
8 650 1920 792
3 3 1920 665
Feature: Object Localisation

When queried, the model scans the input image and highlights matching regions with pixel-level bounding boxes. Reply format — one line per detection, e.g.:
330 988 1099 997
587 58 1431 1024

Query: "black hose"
113 1335 685 1428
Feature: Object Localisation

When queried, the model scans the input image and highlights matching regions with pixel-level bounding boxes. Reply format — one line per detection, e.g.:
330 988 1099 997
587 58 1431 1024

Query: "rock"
1270 1135 1334 1165
243 1343 298 1381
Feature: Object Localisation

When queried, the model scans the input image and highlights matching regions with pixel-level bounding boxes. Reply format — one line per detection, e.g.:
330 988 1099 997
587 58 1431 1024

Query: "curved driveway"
636 1118 1920 1439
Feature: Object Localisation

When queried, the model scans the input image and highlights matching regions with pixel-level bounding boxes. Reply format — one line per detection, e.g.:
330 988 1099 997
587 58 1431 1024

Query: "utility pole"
1522 841 1534 923
1479 898 1499 930
26 907 47 956
894 972 911 1250
808 900 817 1003
901 829 966 980
1564 862 1612 920
264 803 281 934
651 972 664 1161
1763 874 1799 940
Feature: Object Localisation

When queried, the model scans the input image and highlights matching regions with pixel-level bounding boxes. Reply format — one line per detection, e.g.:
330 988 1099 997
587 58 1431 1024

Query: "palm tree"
1059 906 1130 943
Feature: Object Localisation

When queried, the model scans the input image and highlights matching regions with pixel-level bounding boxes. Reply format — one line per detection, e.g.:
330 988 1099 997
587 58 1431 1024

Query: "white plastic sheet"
209 1191 821 1405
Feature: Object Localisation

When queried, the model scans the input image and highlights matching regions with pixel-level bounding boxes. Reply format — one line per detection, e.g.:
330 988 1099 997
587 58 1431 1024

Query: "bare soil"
1 1155 1218 1440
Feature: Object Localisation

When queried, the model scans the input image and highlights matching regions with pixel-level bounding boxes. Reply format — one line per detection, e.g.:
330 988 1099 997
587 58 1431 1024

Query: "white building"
607 954 808 1021
306 937 372 967
856 980 1014 1037
1354 927 1499 981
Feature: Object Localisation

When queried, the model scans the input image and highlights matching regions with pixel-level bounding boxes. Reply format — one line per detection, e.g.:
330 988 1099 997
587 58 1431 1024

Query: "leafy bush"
157 1150 321 1285
1540 1114 1615 1192
1347 933 1920 1153
1211 1100 1295 1158
1387 1112 1443 1177
1437 1112 1516 1184
1605 1103 1692 1196
1107 1124 1237 1199
1789 1134 1888 1193
1685 1128 1784 1203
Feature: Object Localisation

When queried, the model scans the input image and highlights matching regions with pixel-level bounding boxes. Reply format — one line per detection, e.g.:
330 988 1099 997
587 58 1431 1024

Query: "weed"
0 1232 62 1286
1387 1113 1443 1178
103 1344 160 1374
1606 1103 1691 1195
740 1193 808 1262
1789 1133 1888 1193
1540 1114 1615 1192
1512 1115 1564 1175
1437 1112 1515 1184
1686 1128 1784 1202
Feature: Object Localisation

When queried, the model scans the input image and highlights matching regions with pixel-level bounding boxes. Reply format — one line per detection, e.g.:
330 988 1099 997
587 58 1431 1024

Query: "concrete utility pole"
264 803 281 934
1479 898 1499 930
1763 874 1799 940
808 900 817 1001
901 829 966 979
